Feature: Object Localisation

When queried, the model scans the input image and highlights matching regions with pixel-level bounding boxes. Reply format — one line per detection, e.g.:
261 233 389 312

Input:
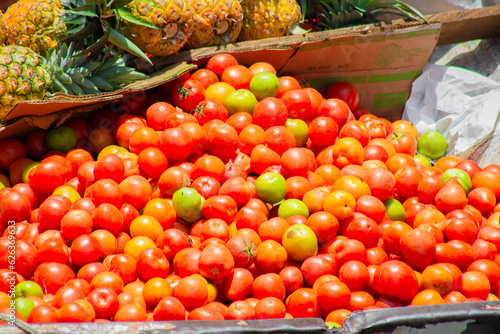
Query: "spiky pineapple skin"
0 0 66 55
127 0 194 56
187 0 243 49
0 10 5 46
0 45 52 121
239 0 301 41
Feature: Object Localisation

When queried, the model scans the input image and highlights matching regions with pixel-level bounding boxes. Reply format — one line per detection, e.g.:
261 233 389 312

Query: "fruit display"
1 53 500 329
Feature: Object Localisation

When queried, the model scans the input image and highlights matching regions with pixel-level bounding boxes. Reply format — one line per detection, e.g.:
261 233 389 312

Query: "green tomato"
172 187 204 224
0 182 4 190
14 281 44 299
441 168 472 195
22 162 40 184
278 199 310 220
225 89 258 115
417 130 447 161
46 126 78 153
282 224 318 262
53 185 81 203
384 198 405 222
285 118 309 147
13 297 36 320
325 322 342 328
255 172 287 204
249 72 280 101
414 154 432 166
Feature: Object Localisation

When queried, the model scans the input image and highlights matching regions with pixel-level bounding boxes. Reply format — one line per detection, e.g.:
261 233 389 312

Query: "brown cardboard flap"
0 21 441 141
2 62 196 123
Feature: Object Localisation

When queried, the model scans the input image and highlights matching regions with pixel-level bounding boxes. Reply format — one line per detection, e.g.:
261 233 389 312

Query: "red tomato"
153 296 186 321
222 267 254 301
301 255 335 287
225 300 255 320
308 117 339 148
174 275 208 310
204 124 239 162
254 297 286 319
191 69 219 89
317 98 351 127
316 279 351 313
325 81 360 111
400 229 436 270
339 120 371 147
193 99 229 125
250 144 281 175
205 54 239 77
24 130 48 161
387 132 417 156
170 78 206 112
280 89 312 120
29 156 73 195
157 127 193 163
239 124 267 156
374 260 419 302
86 287 119 319
0 139 27 171
276 76 301 99
252 98 288 130
331 137 364 169
286 287 321 318
221 65 252 90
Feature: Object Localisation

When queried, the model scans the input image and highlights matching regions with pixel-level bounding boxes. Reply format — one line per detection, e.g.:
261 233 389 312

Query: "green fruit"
14 281 44 299
441 168 472 195
13 298 36 320
249 72 280 101
22 162 40 184
285 118 309 147
282 224 318 262
326 322 342 328
255 172 287 204
278 199 310 220
384 198 405 222
46 126 78 153
172 187 204 224
225 89 258 115
417 130 447 161
414 155 432 166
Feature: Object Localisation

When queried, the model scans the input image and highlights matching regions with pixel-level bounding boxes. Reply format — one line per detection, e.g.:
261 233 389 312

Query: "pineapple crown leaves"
311 0 428 30
351 0 429 23
44 42 149 96
60 0 162 65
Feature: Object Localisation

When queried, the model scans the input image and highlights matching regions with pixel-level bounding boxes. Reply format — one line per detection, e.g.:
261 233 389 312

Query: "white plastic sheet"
402 63 500 167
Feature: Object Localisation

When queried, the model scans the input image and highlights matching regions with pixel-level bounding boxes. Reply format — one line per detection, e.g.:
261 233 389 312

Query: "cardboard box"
0 20 440 140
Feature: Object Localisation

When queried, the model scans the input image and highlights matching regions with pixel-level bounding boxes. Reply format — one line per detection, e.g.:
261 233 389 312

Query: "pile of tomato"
1 53 500 327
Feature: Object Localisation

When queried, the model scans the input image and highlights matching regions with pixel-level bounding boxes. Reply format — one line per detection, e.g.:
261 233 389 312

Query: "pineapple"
238 0 302 41
188 0 243 49
0 0 66 55
126 0 195 56
0 10 4 45
0 44 149 122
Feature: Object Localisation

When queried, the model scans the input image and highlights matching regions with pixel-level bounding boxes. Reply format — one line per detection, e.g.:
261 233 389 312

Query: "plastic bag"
402 63 500 166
